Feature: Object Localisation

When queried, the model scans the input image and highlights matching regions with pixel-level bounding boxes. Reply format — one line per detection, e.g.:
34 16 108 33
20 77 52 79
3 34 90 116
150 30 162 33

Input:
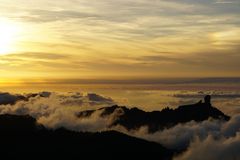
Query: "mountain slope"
0 114 173 159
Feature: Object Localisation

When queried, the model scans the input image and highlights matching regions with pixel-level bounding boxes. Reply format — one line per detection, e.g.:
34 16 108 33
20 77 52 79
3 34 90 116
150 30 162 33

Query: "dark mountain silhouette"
0 114 173 159
77 95 230 133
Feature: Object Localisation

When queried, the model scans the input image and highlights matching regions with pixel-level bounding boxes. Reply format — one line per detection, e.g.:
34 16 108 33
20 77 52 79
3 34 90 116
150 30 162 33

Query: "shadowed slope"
0 114 173 159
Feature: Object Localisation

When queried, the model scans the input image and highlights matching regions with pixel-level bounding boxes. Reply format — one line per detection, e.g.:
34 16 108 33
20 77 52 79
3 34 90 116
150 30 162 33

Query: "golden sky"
0 0 239 81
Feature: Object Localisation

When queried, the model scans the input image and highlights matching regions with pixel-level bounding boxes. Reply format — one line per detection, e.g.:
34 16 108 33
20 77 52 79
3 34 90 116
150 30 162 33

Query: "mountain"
0 114 173 159
77 95 230 133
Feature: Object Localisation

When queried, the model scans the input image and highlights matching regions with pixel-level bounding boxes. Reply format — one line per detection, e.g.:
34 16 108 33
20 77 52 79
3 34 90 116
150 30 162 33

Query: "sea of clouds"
0 91 240 160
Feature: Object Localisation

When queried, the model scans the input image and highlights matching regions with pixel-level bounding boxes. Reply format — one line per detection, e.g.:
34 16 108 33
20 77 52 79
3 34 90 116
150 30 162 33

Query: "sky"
0 0 239 83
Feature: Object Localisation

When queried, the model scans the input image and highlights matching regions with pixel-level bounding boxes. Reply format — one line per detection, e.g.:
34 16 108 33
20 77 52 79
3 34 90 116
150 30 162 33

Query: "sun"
0 19 20 55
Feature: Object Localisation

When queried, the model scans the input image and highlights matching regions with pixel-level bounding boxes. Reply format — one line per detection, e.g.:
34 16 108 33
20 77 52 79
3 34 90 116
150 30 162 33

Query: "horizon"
1 76 240 84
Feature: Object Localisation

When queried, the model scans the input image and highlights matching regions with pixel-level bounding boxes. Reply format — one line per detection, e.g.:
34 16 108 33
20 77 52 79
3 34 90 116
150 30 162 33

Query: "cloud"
23 1 240 23
127 120 223 150
18 9 99 23
129 114 240 160
0 92 115 116
174 134 240 160
0 92 26 105
173 92 240 99
0 91 117 132
0 52 87 73
37 107 110 132
87 93 113 104
6 52 68 60
216 0 239 4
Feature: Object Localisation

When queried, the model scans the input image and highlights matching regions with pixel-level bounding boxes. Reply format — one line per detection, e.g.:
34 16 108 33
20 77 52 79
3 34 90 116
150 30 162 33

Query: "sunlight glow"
0 19 21 55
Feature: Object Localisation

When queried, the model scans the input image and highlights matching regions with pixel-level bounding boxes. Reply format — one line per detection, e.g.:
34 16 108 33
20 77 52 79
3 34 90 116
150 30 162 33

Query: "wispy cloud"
16 9 99 23
216 0 239 4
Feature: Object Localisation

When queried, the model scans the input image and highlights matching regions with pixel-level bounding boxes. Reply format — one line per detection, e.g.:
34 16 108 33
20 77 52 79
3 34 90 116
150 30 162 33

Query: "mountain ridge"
77 95 230 133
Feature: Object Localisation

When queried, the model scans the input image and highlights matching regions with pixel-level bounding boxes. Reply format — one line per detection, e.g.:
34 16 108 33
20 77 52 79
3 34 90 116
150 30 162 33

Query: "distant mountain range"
77 95 230 133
